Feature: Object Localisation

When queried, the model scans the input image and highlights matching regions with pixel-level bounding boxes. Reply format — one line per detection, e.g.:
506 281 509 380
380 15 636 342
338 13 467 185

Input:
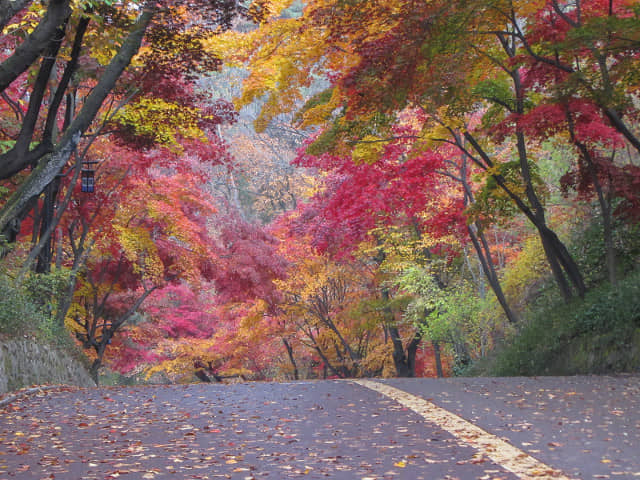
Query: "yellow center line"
354 379 575 480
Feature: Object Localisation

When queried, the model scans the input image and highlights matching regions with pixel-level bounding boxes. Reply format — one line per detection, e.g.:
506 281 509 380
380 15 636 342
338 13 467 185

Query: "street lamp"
81 160 99 193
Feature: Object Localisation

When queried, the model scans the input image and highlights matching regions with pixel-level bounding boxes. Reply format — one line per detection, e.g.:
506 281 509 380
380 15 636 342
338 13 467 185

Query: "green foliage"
23 269 70 318
306 114 393 157
394 266 441 317
473 79 514 113
489 269 640 376
0 140 15 154
470 160 544 224
306 121 344 156
570 212 640 287
394 266 502 372
0 273 42 336
295 87 335 124
111 98 206 149
0 270 72 347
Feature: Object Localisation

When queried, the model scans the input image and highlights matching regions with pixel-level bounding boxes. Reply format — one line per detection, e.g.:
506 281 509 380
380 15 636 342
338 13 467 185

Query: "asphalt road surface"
0 375 638 479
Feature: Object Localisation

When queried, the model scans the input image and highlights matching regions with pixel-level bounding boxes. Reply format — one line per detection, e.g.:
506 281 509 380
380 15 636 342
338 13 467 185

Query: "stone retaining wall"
0 338 96 394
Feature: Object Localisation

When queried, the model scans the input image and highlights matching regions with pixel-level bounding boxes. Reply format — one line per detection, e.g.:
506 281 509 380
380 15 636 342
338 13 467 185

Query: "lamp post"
81 160 99 193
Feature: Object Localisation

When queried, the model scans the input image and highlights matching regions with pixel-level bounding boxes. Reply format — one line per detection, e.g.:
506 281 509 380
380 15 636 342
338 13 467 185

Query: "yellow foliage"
512 0 547 17
501 235 548 310
145 337 220 381
203 30 258 66
112 98 206 149
352 135 386 164
297 86 343 128
264 0 297 19
206 8 360 132
361 342 396 378
2 4 44 36
113 223 164 281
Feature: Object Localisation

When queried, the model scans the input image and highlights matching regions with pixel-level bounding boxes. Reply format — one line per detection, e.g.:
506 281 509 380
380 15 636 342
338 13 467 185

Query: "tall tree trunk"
433 341 443 378
467 222 519 323
515 117 582 300
387 325 422 377
405 332 422 378
35 179 60 273
462 131 586 300
458 35 587 301
567 114 618 287
282 338 299 380
389 324 411 377
457 152 518 322
583 155 616 286
89 342 108 386
89 359 100 385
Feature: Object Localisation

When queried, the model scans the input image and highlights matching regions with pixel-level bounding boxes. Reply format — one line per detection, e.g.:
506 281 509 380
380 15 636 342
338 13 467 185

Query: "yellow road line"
354 379 575 480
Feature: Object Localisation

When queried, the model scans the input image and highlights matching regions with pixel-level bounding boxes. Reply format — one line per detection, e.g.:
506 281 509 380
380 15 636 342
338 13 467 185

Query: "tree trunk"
462 131 586 300
405 333 421 378
388 325 409 377
89 359 100 385
5 20 68 177
17 158 83 281
433 341 443 378
568 115 618 287
282 338 299 380
513 68 586 300
90 341 108 386
467 222 519 323
388 325 422 377
35 179 61 273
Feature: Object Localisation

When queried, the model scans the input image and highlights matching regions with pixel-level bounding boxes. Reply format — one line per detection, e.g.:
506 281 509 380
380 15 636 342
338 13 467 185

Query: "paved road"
0 375 638 479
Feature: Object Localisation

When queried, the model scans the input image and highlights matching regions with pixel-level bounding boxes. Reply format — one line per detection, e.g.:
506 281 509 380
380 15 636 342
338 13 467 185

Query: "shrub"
0 270 73 345
489 270 640 376
0 274 44 336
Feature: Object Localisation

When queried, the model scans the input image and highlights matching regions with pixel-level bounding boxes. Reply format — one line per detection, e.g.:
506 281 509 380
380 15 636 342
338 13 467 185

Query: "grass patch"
483 270 640 376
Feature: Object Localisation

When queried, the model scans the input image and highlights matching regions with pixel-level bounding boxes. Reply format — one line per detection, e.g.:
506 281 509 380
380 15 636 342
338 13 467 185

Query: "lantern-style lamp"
81 160 99 193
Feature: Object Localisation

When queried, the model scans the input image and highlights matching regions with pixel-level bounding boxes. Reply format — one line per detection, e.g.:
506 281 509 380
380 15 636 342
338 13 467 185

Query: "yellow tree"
273 227 384 378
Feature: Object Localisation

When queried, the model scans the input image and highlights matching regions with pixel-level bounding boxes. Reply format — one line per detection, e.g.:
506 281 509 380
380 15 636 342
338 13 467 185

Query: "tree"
104 283 217 378
268 216 397 379
214 0 640 302
514 0 640 155
105 209 290 382
0 2 154 240
0 0 266 250
60 137 223 382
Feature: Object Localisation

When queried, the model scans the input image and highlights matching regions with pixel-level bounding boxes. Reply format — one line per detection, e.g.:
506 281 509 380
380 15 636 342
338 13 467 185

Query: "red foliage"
211 211 288 308
290 138 465 255
496 100 624 150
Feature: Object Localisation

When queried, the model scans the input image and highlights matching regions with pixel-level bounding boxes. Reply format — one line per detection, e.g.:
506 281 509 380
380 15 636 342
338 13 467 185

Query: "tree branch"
0 0 71 93
0 5 156 237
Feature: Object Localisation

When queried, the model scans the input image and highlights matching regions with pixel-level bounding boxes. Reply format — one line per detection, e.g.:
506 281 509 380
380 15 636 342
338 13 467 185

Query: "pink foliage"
143 284 217 338
211 212 289 308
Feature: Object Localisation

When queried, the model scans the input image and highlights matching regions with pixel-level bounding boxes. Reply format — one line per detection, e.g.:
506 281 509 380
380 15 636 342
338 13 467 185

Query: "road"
0 375 638 479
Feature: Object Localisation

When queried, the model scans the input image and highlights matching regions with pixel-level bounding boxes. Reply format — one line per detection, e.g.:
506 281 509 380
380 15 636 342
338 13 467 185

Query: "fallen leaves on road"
0 381 520 479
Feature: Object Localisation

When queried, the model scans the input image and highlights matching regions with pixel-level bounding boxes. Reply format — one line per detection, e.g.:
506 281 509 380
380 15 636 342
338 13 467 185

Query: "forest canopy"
1 0 639 383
